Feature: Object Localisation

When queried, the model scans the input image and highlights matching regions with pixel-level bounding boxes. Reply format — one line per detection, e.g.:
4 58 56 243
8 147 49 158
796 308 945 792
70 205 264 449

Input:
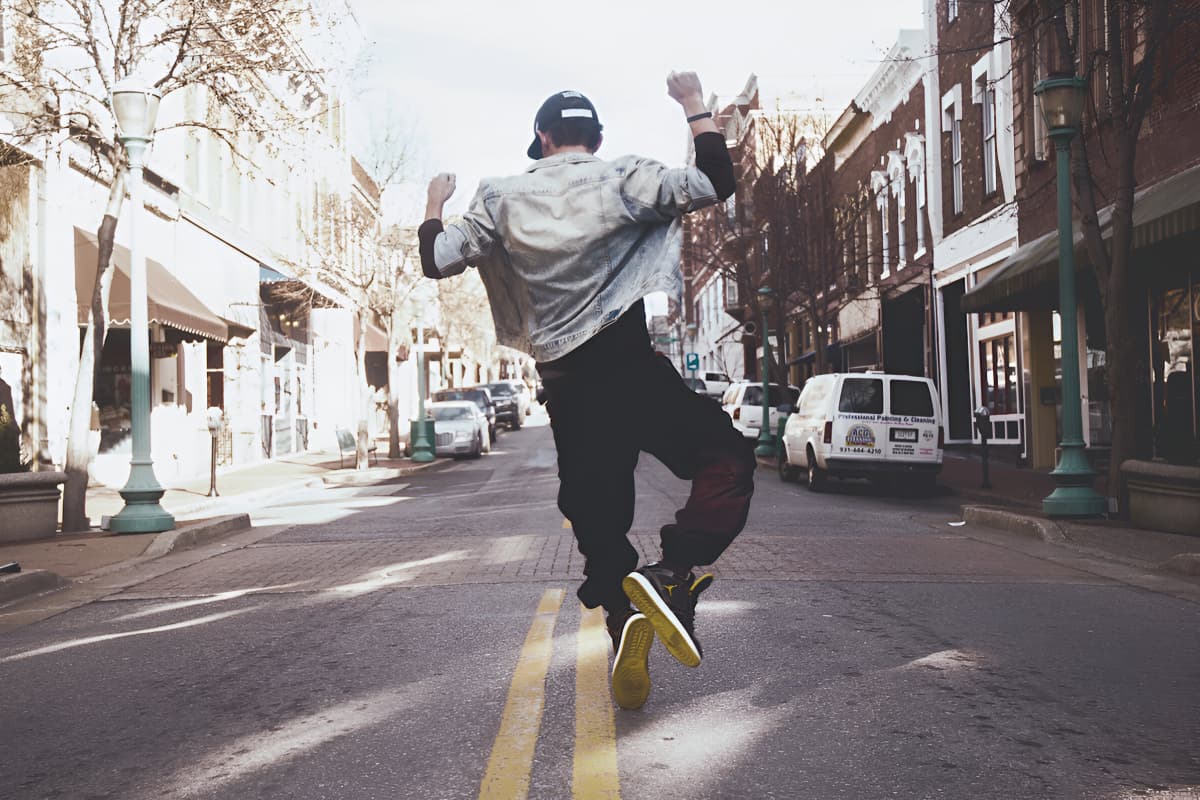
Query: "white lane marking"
0 610 251 663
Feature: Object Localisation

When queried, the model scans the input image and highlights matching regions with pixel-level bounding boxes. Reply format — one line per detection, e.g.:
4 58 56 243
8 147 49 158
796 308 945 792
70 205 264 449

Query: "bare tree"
0 0 329 529
686 108 882 383
1023 0 1200 499
379 226 420 458
278 168 421 469
436 267 496 388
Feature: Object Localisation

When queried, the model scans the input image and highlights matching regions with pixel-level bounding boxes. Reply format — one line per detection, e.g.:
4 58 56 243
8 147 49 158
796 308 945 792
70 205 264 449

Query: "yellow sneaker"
609 612 654 710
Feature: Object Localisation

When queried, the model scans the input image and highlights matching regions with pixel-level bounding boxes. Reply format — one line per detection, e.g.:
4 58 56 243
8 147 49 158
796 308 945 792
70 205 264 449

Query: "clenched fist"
427 173 457 206
666 71 704 106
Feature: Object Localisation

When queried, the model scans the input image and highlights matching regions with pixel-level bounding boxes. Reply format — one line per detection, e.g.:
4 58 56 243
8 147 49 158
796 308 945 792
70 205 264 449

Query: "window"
979 335 1018 414
724 275 738 307
839 378 884 414
880 194 890 277
799 379 830 415
948 0 958 22
891 380 935 418
1031 30 1049 161
951 118 963 214
431 406 473 421
743 385 792 407
982 85 997 195
725 194 737 225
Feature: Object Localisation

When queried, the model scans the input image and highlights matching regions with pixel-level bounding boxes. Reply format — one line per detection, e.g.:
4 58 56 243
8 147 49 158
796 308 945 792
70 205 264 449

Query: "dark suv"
432 387 497 442
484 382 522 430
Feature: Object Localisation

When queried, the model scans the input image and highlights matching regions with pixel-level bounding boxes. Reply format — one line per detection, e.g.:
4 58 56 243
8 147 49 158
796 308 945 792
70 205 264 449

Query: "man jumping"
418 71 756 709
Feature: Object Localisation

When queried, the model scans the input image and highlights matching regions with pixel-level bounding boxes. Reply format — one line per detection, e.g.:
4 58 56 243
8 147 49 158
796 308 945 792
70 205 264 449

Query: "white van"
779 372 943 491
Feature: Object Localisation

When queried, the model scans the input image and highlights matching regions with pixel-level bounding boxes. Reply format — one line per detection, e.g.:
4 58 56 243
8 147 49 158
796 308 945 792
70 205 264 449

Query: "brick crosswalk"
109 528 1104 601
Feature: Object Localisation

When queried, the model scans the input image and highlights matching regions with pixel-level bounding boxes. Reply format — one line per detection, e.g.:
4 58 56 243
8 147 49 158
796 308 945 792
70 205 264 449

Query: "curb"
0 570 63 607
320 458 453 486
961 505 1067 544
162 478 325 519
1158 553 1200 577
947 486 1040 511
143 514 253 559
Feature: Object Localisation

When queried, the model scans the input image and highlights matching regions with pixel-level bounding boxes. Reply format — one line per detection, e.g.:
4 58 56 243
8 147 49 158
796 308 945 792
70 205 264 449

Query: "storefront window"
1151 272 1197 464
96 330 132 452
979 334 1018 414
1086 344 1112 447
1051 310 1113 449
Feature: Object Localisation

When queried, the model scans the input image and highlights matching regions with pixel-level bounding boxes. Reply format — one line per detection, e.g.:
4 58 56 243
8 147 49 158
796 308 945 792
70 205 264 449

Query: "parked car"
698 371 733 400
682 377 709 394
721 381 800 441
428 400 489 458
484 382 523 430
432 387 497 442
503 380 533 417
778 372 943 492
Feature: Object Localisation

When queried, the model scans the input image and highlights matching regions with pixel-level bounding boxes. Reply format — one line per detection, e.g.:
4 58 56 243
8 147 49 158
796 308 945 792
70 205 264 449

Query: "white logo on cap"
561 91 584 98
561 109 594 119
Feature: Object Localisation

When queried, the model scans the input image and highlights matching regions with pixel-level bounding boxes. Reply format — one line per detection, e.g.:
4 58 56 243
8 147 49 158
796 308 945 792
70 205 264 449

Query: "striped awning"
74 228 229 342
962 163 1200 313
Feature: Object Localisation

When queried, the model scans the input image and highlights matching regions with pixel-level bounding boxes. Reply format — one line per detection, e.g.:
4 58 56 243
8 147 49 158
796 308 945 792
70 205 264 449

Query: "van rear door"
830 376 886 463
884 378 942 466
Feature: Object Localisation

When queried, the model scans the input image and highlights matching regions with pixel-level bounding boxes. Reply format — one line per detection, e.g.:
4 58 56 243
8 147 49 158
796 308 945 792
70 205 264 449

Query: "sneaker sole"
611 614 653 710
622 572 702 668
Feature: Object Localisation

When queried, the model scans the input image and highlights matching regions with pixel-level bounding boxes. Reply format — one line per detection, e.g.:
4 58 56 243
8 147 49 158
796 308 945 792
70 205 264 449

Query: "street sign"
685 353 699 371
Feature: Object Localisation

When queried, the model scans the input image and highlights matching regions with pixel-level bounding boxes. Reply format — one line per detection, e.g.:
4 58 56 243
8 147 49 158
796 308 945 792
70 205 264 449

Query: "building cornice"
853 29 926 128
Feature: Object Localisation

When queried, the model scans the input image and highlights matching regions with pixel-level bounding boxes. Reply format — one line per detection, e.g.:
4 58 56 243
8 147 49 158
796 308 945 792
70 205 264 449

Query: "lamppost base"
1042 444 1105 518
109 485 175 534
1042 486 1106 518
410 419 436 463
754 433 776 458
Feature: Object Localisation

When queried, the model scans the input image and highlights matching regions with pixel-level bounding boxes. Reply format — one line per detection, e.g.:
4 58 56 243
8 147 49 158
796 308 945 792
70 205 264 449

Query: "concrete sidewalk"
0 444 450 609
760 447 1200 579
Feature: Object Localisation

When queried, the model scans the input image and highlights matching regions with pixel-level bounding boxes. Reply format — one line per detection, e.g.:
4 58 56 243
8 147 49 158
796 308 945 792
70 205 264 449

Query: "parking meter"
973 406 992 489
205 407 223 497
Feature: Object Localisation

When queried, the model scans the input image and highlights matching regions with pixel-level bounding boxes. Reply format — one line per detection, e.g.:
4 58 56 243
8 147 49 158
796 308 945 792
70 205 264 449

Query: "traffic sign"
685 353 699 371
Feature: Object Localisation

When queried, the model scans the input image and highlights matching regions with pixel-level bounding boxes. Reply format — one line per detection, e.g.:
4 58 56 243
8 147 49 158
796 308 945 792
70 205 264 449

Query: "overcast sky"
345 0 924 224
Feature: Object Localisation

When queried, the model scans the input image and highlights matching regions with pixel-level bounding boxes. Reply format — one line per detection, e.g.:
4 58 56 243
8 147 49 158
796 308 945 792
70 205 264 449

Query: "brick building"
922 0 1024 449
820 29 933 381
962 0 1200 473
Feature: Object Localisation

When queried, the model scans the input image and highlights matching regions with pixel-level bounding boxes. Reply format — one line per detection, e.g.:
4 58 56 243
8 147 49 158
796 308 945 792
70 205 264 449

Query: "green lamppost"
410 312 435 462
108 78 174 534
1035 75 1105 518
755 286 775 457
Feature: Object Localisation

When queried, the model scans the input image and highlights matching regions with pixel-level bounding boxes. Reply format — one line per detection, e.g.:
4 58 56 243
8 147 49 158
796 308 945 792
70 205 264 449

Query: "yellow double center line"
478 589 621 800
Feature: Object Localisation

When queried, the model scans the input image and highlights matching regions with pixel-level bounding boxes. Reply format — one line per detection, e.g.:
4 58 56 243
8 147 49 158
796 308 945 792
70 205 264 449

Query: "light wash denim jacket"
428 152 719 362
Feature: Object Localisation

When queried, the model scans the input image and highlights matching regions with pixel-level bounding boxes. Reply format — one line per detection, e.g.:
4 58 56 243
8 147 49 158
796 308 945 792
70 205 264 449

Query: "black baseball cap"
527 90 602 160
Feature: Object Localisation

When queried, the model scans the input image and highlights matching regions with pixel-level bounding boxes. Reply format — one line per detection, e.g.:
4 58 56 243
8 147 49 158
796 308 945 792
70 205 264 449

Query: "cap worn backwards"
527 90 602 160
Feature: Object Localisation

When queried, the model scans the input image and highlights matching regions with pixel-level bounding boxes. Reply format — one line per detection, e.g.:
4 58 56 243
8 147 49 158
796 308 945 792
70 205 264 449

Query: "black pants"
543 350 756 616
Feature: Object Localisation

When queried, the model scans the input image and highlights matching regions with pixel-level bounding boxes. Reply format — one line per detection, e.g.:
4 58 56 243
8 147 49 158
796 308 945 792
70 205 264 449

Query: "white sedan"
428 400 490 458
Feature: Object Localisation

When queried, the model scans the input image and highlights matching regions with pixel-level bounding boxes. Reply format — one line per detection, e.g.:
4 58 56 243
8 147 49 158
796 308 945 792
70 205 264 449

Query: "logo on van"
845 424 876 449
921 429 935 442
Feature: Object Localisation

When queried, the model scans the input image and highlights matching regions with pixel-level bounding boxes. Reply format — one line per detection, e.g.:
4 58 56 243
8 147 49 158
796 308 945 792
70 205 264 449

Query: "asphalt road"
1 407 1198 800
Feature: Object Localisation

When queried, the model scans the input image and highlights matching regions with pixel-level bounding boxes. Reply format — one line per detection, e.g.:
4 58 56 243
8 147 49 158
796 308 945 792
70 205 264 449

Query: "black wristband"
686 111 712 123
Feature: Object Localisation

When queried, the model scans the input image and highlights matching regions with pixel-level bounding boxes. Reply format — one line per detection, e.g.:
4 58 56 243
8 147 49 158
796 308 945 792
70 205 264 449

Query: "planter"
1121 459 1200 537
0 471 67 542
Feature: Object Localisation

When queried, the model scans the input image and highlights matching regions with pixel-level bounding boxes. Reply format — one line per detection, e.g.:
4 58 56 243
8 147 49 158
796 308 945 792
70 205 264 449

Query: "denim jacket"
427 152 719 362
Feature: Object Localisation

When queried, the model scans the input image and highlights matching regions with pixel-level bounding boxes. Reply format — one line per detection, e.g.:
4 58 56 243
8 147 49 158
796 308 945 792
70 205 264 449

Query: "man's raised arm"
667 71 735 202
418 173 457 279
